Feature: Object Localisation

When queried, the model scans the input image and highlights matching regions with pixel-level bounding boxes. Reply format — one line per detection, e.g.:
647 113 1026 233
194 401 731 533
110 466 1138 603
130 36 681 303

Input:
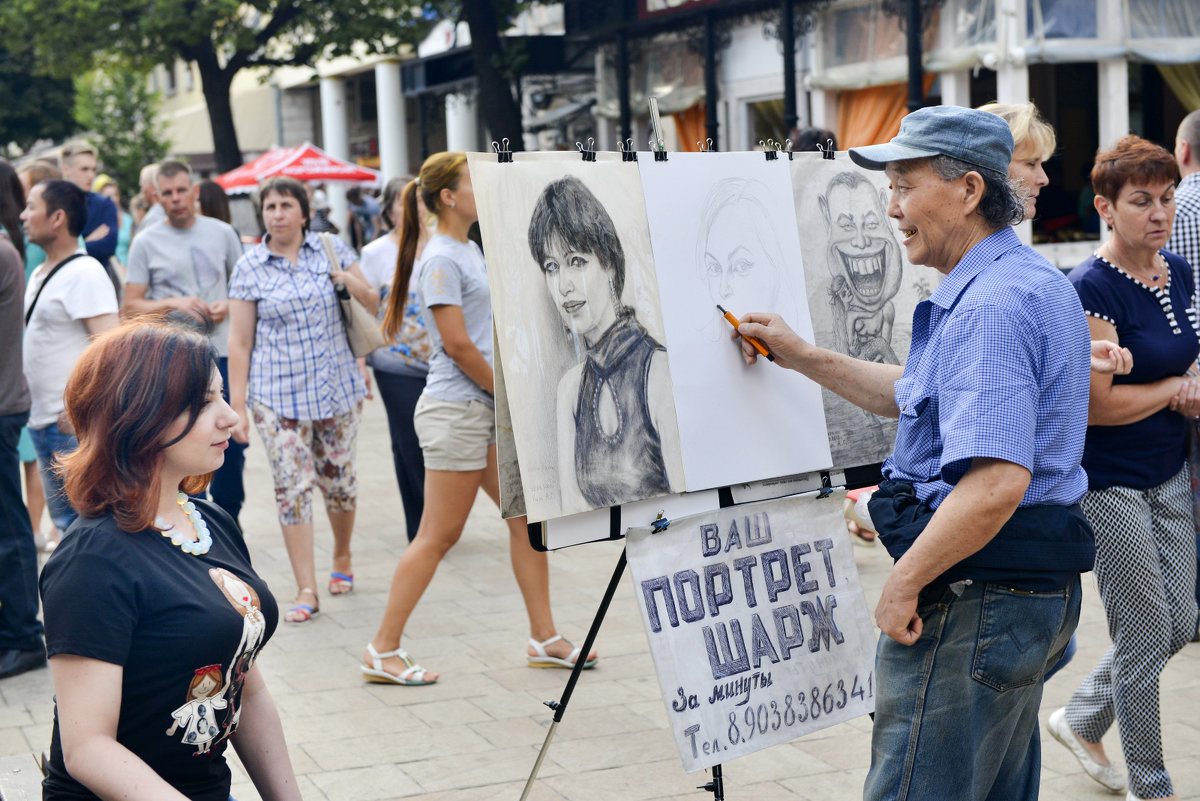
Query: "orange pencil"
717 304 774 362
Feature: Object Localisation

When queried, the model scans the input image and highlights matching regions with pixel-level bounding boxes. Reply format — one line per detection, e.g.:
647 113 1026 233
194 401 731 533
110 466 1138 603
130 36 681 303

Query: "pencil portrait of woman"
527 175 683 510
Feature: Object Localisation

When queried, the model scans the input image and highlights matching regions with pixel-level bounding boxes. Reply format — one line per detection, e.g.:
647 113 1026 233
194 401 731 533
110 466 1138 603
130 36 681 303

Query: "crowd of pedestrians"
2 108 1200 801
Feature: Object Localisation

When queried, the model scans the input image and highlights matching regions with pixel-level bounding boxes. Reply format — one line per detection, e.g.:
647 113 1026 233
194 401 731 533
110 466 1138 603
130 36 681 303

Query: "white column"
808 88 837 133
1096 0 1129 150
1097 61 1130 151
445 92 479 152
938 70 972 109
994 0 1029 105
319 75 351 240
375 61 409 181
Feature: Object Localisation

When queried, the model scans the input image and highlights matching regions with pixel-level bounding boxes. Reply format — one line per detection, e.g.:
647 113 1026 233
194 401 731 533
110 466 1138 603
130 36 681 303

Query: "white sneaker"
1047 708 1126 793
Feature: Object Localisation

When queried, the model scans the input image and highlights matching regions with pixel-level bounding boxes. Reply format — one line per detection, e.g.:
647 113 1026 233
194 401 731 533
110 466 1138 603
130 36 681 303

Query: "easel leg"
520 547 628 801
698 764 725 800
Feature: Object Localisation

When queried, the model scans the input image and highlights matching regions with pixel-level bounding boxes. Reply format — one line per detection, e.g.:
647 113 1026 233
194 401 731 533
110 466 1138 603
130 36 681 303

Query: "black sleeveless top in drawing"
573 312 671 506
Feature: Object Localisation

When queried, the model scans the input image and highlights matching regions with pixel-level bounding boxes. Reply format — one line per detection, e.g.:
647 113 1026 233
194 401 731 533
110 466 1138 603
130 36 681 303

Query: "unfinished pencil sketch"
640 152 832 490
697 178 802 340
791 154 937 468
468 153 683 523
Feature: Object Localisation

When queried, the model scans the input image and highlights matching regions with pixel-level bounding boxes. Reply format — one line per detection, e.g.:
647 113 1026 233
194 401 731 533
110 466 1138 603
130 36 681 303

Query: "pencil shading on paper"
696 178 802 339
640 152 832 491
818 170 904 364
529 175 683 510
468 153 683 523
791 155 939 467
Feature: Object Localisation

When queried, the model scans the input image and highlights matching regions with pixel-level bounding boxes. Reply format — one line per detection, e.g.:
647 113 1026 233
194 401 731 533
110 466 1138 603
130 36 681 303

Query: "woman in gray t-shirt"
362 153 597 685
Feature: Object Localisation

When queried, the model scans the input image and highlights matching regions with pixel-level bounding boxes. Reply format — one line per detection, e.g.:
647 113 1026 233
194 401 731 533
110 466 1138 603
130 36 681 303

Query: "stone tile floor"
3 398 1199 799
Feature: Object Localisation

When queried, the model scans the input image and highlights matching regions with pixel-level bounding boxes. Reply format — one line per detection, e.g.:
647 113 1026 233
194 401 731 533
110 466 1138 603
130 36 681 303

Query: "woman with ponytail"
363 152 597 685
360 176 432 542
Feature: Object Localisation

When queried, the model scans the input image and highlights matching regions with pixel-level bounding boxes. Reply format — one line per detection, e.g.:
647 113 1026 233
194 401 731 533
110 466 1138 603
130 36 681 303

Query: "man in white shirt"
124 160 247 524
20 180 119 534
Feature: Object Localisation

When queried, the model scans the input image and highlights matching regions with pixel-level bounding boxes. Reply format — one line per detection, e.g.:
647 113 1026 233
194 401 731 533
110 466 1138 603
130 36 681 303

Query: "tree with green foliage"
1 0 437 172
75 66 170 200
0 45 78 150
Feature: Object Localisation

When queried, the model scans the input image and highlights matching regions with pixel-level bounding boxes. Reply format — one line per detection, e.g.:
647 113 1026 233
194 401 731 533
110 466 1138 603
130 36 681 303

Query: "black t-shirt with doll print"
40 499 279 801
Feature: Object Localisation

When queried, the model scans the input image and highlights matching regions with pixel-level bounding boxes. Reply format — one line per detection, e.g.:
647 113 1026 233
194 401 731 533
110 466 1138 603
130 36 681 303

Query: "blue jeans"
28 422 79 533
864 577 1081 801
0 411 43 651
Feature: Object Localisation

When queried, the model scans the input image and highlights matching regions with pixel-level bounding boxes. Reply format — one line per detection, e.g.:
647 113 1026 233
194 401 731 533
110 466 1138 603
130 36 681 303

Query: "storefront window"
749 98 785 146
1027 0 1097 39
1127 0 1200 39
821 0 940 70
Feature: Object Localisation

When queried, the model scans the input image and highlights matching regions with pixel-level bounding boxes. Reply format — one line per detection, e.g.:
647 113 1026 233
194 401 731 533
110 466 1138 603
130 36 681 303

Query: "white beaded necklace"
154 493 213 555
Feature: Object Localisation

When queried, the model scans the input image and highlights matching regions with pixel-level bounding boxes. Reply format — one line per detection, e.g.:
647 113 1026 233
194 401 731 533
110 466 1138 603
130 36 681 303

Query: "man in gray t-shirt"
124 160 247 524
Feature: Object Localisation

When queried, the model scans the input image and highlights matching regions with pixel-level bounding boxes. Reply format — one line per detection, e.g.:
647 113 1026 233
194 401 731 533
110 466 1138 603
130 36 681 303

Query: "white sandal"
527 635 597 670
361 643 437 685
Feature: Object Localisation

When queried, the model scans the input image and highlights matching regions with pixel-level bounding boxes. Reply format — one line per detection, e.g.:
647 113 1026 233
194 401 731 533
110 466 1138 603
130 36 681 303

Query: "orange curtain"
672 104 706 152
836 75 937 149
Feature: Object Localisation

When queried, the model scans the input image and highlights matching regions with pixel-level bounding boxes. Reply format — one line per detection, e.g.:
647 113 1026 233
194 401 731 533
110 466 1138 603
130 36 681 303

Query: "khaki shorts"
413 395 495 471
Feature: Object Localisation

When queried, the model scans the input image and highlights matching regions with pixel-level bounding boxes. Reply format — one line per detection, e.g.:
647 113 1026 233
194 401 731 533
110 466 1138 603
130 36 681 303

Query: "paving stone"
8 398 1200 800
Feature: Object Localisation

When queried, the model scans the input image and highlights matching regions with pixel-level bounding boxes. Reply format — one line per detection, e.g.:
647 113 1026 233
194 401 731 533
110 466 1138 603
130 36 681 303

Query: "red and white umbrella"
215 142 381 194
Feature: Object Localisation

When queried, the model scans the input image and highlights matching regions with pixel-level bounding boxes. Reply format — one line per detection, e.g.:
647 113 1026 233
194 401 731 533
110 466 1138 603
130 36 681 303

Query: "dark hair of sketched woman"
528 175 682 508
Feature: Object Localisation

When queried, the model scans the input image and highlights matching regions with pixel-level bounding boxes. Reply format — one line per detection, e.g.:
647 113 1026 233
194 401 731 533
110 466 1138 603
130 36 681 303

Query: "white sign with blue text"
626 491 877 772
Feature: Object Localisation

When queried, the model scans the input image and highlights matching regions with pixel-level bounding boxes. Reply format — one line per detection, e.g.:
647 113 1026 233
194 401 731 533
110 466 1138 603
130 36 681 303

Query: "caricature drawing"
166 665 228 755
528 175 683 509
697 178 800 332
818 171 902 364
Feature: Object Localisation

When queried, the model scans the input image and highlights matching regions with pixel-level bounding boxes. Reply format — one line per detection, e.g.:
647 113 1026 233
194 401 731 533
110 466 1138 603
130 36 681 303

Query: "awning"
528 96 596 132
215 143 381 194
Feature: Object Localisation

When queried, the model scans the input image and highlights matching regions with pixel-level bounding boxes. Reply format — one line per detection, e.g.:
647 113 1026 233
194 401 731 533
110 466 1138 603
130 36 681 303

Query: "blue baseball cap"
849 105 1014 175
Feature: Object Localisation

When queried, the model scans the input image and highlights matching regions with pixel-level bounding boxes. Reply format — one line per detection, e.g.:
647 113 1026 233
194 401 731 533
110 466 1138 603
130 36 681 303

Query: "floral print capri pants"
250 399 362 525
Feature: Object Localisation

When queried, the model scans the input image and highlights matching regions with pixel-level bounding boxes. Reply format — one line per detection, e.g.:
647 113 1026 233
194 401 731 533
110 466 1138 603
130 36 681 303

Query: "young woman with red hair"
40 318 300 801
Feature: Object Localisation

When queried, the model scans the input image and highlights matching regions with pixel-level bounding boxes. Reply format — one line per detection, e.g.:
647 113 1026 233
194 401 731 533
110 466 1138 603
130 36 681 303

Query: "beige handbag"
320 233 387 358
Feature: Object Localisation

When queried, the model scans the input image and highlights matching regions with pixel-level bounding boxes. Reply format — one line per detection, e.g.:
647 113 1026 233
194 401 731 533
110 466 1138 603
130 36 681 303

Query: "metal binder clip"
698 138 715 153
576 138 597 162
651 511 671 533
618 139 638 162
651 137 668 162
492 138 513 164
783 138 794 160
764 138 778 161
818 471 834 497
819 139 836 160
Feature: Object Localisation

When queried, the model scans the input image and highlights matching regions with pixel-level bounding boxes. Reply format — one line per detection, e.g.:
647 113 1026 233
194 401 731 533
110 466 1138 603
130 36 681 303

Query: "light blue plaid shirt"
229 232 365 420
881 227 1090 509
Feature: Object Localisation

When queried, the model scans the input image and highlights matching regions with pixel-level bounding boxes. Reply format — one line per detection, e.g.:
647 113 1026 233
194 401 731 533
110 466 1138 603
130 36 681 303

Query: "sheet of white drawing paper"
639 152 832 490
789 154 940 469
469 152 684 524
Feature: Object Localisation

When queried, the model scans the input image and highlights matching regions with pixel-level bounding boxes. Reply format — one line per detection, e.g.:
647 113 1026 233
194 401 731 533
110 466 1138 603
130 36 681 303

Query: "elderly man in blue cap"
734 105 1095 800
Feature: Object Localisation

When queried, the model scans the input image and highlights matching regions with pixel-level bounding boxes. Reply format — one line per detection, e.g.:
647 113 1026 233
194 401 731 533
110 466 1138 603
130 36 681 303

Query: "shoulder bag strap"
318 232 341 275
25 252 87 326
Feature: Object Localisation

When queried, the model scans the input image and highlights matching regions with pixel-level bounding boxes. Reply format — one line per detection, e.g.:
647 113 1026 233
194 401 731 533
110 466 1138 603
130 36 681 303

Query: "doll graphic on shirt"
208 568 265 743
167 665 228 755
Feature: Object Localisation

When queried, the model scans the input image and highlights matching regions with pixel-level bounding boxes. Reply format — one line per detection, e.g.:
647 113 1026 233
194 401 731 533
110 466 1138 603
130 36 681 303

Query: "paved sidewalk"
2 397 1199 799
